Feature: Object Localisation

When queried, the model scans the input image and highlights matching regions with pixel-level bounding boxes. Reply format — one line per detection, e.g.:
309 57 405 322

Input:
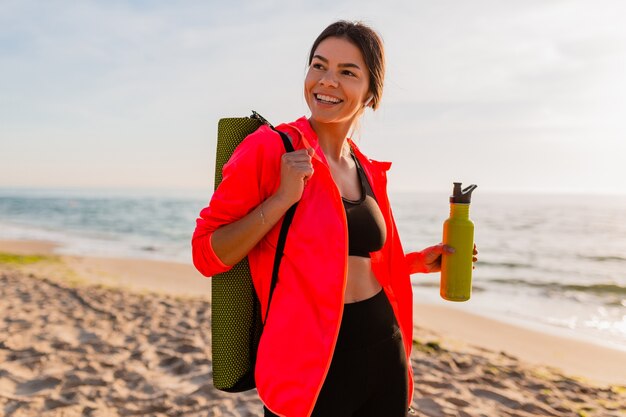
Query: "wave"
488 278 626 296
581 255 626 263
412 282 486 292
415 277 626 298
476 260 532 269
412 282 439 288
562 283 626 295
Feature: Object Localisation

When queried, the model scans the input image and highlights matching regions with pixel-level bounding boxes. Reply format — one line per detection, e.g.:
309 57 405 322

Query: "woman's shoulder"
236 115 307 154
226 124 287 168
241 124 285 151
349 139 392 173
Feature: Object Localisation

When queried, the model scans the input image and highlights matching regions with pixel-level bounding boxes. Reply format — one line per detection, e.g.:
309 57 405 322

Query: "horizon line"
0 185 625 198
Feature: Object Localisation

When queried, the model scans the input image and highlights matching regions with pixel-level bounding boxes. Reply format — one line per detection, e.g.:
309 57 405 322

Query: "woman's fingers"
277 148 317 204
287 148 314 159
422 243 477 273
437 243 477 259
427 243 446 258
283 150 314 179
293 162 314 172
419 243 481 273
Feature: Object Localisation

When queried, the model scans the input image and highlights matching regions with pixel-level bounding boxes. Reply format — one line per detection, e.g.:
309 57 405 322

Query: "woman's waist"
344 256 382 303
336 288 399 352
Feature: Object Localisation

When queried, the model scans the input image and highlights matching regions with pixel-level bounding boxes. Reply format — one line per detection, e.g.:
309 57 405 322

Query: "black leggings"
264 289 408 417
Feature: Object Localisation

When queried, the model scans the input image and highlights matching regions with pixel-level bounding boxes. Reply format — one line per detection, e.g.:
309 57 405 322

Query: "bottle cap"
450 182 478 204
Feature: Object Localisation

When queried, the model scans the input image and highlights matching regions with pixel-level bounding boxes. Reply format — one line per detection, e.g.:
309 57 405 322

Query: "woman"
192 21 477 417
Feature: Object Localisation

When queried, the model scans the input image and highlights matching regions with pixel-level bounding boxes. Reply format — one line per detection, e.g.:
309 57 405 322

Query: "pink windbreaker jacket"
192 116 415 417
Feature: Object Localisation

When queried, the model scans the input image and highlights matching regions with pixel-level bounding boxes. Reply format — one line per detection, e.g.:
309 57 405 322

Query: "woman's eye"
312 63 324 70
342 70 356 77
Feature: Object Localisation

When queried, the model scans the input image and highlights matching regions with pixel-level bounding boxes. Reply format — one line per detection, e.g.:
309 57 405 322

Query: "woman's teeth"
315 94 342 104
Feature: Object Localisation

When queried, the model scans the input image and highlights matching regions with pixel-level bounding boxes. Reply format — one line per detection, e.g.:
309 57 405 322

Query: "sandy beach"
1 239 624 417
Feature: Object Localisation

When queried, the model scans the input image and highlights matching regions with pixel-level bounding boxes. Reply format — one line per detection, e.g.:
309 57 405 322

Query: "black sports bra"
341 150 387 258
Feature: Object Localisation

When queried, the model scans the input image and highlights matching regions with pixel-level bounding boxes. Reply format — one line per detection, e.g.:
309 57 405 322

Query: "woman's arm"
192 134 316 276
210 193 292 266
211 147 315 266
406 243 478 274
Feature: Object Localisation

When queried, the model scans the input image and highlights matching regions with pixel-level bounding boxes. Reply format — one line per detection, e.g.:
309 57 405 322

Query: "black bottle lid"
450 182 478 204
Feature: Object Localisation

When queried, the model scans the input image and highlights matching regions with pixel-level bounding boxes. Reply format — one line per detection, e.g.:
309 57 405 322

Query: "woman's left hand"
406 243 478 274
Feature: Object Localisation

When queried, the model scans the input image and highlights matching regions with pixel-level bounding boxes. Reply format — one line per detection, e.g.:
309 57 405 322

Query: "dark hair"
308 20 386 110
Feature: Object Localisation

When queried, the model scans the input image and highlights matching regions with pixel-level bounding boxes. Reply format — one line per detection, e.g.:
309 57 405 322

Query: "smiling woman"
192 20 476 417
308 27 384 110
305 37 372 128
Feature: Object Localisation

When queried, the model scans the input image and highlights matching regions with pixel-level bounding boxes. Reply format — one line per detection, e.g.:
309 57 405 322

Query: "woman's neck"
308 118 353 163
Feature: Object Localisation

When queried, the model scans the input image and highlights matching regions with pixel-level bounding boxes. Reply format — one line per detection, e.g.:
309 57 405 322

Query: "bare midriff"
344 255 382 303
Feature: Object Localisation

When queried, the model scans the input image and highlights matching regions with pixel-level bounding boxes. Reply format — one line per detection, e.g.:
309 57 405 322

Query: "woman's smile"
314 93 343 104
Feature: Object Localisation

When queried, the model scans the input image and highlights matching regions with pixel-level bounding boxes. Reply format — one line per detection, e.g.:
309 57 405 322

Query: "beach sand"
0 239 624 417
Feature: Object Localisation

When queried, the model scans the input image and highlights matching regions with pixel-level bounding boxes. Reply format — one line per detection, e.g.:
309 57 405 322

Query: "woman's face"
304 36 371 128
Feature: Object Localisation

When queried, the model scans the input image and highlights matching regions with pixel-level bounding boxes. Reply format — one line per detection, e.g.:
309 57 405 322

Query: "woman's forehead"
313 37 366 67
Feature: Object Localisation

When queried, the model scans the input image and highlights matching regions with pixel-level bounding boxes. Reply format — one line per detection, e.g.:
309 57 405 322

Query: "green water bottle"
441 182 477 302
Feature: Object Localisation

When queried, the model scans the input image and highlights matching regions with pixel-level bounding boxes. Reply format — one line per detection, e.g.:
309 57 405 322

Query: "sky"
1 0 625 196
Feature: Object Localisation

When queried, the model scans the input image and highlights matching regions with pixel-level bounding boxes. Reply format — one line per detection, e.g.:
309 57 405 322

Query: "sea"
1 187 625 352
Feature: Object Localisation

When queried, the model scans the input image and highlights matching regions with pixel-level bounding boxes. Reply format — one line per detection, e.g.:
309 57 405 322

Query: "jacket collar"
278 116 327 165
279 116 393 173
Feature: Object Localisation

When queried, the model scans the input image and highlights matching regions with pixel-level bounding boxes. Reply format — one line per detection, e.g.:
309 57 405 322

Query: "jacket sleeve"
191 127 282 277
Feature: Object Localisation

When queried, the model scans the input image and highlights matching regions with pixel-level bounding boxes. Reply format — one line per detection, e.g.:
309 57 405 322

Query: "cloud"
1 0 625 193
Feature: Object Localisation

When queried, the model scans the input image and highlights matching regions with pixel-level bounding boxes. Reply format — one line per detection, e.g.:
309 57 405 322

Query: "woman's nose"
319 73 338 87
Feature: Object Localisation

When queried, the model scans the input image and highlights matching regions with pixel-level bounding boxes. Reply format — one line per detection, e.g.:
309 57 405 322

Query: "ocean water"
393 191 626 352
0 187 625 352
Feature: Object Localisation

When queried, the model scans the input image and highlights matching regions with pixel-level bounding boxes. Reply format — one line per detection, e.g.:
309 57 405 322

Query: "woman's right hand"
275 147 315 205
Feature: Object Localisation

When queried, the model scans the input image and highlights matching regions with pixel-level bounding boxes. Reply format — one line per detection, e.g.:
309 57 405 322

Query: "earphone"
365 95 374 106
